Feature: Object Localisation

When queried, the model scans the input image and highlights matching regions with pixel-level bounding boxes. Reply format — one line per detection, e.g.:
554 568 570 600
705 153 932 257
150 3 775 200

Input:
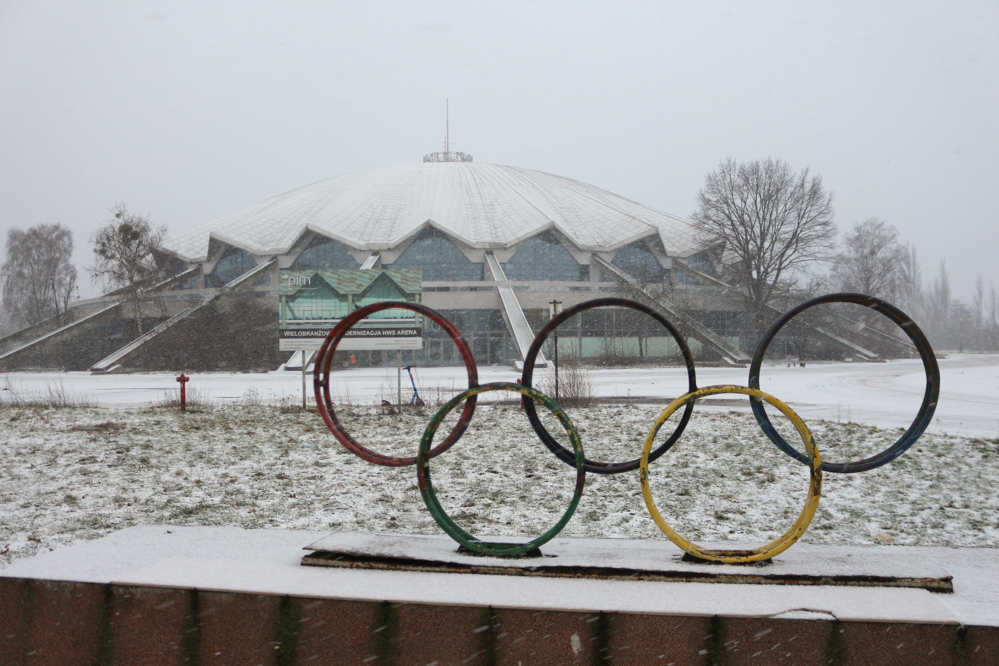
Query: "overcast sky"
1 1 996 301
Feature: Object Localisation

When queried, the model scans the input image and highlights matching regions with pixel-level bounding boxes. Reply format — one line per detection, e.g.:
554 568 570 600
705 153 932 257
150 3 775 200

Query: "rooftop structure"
160 161 701 263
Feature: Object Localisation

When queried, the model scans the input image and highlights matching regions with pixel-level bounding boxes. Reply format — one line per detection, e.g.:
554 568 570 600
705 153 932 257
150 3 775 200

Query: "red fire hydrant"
176 374 190 411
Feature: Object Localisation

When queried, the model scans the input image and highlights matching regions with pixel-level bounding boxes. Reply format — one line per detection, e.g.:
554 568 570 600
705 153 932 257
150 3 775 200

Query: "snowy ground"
3 353 998 437
1 355 997 568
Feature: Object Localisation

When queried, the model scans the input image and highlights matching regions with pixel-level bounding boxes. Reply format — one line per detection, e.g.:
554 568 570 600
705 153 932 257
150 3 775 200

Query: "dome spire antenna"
425 99 472 163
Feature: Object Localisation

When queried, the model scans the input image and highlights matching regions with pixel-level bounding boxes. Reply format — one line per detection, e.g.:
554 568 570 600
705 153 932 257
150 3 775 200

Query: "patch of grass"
1 377 95 408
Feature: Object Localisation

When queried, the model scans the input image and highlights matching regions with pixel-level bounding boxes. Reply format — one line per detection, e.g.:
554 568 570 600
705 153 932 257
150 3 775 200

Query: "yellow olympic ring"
640 385 822 563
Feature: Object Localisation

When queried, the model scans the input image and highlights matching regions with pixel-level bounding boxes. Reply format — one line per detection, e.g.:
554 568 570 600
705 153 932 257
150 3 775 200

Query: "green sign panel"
278 268 422 351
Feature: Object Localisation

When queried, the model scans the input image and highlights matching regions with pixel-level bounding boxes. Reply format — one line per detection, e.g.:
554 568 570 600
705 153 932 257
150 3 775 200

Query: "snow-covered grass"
2 399 997 568
4 353 999 438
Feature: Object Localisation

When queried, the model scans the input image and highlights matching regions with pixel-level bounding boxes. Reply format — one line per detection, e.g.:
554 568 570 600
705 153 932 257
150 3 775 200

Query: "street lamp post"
549 299 563 399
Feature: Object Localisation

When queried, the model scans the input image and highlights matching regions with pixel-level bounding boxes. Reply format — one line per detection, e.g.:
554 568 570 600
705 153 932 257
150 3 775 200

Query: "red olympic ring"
313 301 478 466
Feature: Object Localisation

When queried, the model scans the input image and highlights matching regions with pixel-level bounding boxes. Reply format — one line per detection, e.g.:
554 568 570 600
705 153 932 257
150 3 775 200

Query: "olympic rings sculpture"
313 293 939 562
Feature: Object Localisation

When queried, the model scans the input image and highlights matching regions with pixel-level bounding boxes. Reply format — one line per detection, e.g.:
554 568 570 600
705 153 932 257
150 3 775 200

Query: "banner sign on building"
278 268 423 352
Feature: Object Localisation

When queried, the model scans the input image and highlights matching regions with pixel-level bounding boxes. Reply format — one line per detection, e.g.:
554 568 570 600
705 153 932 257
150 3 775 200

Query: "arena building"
0 151 748 372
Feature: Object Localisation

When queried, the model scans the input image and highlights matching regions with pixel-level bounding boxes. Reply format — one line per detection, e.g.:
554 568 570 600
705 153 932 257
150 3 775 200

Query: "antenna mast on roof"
424 99 472 163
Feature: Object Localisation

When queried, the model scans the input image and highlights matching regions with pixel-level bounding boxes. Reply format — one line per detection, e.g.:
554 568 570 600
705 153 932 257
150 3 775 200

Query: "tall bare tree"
897 243 923 317
89 203 166 334
972 275 985 350
921 260 952 347
832 219 907 301
1 223 77 328
692 158 837 334
986 281 999 351
969 275 999 351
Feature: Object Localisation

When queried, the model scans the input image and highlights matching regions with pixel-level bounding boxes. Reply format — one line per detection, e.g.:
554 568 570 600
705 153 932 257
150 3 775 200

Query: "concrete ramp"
594 255 751 364
812 326 877 360
0 267 203 369
282 350 316 371
673 260 913 358
0 302 124 367
824 311 915 354
0 310 94 355
90 260 275 373
485 252 546 367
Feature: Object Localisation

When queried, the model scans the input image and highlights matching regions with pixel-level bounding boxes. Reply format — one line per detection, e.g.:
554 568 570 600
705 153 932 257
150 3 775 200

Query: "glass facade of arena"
291 231 737 368
209 247 259 287
525 308 693 364
609 240 668 283
386 228 484 281
350 306 705 368
292 237 360 270
341 309 518 368
503 232 588 282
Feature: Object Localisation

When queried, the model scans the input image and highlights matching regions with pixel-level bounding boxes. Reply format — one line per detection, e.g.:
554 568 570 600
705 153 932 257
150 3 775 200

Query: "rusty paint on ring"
640 384 822 564
520 297 698 474
312 301 478 467
748 292 939 473
416 381 585 557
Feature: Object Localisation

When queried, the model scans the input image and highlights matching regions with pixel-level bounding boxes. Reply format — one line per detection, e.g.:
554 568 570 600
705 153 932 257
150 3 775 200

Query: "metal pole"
302 351 311 409
549 299 562 400
554 327 559 400
398 350 403 406
302 349 319 409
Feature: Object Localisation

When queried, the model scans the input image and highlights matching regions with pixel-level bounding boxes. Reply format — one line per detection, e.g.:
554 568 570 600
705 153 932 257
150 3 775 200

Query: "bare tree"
89 203 166 334
950 299 973 353
972 275 985 351
897 243 923 317
692 158 837 334
1 223 77 328
832 219 906 301
922 260 951 347
986 282 999 351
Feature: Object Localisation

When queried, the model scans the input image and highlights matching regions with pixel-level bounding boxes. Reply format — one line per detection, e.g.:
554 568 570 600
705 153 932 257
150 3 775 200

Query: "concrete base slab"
302 532 954 591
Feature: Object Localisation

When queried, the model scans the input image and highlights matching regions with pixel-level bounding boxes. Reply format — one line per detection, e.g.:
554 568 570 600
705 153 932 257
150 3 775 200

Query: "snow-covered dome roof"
161 161 699 262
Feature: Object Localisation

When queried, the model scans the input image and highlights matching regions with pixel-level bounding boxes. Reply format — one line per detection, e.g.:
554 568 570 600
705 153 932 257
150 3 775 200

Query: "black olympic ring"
748 292 940 473
521 298 697 474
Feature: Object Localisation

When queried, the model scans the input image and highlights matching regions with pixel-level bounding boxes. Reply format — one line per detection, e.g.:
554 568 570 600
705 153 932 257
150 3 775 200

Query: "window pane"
503 235 583 281
209 248 257 287
388 233 482 281
292 237 360 270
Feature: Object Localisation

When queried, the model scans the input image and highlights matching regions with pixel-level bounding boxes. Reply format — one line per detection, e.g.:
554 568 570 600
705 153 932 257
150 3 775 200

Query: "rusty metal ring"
641 385 822 563
521 298 697 474
748 293 940 474
313 301 478 467
417 382 586 557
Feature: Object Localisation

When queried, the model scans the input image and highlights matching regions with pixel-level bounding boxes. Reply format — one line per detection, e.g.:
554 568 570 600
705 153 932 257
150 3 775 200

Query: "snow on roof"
161 162 701 262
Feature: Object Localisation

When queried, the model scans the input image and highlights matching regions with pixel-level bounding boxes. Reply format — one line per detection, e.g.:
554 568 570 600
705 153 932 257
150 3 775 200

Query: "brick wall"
1 577 996 665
